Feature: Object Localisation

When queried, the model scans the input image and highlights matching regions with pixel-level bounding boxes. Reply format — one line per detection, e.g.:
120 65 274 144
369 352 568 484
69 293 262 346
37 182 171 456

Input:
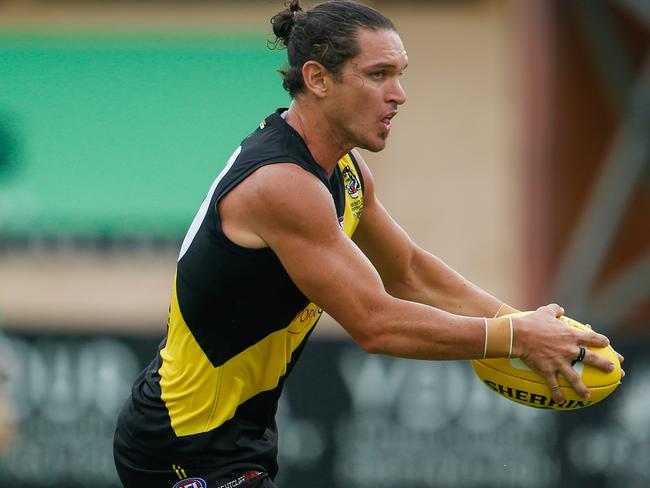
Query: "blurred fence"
0 331 647 488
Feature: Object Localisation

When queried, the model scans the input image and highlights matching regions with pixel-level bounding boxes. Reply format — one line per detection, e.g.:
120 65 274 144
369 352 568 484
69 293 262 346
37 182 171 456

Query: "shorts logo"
216 471 263 488
173 478 207 488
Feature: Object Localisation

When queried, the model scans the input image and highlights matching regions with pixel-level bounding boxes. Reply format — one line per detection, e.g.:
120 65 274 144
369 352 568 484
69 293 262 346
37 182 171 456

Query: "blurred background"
0 0 647 486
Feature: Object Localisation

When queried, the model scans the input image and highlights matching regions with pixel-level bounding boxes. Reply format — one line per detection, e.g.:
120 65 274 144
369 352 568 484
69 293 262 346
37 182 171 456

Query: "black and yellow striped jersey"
116 109 365 476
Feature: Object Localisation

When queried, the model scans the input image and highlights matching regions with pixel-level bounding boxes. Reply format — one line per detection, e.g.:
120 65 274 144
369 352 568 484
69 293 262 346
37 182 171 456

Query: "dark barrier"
0 332 645 487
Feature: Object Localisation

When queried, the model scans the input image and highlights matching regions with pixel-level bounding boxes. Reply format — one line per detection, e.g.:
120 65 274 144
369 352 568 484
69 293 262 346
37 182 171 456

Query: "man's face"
327 28 408 152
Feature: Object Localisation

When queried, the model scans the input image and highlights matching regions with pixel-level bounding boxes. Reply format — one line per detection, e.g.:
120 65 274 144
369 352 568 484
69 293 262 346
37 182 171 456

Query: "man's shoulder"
236 111 304 166
222 161 338 245
244 163 328 199
231 115 329 187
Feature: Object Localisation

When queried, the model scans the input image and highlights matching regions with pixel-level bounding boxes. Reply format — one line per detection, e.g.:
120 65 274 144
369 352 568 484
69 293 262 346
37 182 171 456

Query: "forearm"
384 248 515 318
357 296 490 360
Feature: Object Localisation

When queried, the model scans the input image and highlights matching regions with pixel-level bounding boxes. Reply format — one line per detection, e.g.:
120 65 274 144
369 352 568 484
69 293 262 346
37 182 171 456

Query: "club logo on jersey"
342 166 361 199
173 478 207 488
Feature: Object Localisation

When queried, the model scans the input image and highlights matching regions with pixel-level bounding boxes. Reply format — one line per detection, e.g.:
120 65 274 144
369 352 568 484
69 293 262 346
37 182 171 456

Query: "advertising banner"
0 333 644 487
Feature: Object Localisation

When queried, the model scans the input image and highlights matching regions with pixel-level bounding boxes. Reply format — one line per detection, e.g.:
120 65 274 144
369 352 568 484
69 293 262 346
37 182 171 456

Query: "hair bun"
271 0 303 47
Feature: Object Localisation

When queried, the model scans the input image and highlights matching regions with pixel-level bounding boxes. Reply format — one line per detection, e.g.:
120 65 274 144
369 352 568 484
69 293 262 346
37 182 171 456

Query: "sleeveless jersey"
116 109 365 476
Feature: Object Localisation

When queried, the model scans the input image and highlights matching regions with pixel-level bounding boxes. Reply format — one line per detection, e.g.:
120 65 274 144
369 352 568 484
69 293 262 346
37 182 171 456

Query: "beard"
330 108 388 153
353 124 389 152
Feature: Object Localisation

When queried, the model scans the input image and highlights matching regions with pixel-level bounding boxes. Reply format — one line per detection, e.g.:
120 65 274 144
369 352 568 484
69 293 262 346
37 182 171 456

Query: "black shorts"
114 430 276 488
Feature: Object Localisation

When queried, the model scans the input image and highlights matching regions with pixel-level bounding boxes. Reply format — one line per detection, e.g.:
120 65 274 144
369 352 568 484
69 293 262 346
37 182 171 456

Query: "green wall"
0 33 289 239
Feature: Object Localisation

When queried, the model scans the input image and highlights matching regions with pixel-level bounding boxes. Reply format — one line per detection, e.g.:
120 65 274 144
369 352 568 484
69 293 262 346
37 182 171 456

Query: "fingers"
542 370 565 404
541 346 614 404
615 351 625 379
559 362 590 400
582 349 615 374
542 303 565 318
576 347 625 379
541 367 588 403
578 329 610 348
522 307 623 402
582 325 625 379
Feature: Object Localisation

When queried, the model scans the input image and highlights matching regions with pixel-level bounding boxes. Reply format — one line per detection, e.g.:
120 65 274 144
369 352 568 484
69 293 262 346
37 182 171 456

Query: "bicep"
237 165 487 360
251 165 391 343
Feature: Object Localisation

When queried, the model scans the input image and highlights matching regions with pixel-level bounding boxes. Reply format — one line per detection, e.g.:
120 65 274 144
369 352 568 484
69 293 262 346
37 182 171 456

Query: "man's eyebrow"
364 61 409 71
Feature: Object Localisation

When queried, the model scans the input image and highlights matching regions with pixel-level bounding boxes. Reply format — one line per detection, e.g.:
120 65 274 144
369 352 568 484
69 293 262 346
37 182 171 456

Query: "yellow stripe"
160 283 321 436
159 154 361 438
172 464 183 480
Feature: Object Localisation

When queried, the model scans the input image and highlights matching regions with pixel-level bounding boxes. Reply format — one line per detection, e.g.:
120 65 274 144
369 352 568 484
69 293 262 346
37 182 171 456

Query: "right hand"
512 304 614 404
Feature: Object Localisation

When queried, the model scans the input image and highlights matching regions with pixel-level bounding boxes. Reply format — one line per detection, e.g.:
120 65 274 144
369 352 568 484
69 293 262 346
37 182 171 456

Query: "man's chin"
359 137 388 153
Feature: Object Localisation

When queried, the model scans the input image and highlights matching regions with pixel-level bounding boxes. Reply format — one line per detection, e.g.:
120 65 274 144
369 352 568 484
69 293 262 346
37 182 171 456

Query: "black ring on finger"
571 346 586 366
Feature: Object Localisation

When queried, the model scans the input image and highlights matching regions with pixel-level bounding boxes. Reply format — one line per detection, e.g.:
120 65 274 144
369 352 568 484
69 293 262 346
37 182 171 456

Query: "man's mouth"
380 111 397 130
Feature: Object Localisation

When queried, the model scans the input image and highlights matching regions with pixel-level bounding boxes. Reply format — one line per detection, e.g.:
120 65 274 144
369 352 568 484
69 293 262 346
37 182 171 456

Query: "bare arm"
351 150 509 317
222 163 484 359
218 162 614 401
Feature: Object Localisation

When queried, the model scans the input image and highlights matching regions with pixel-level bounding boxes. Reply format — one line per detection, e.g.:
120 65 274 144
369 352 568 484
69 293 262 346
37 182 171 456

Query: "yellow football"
471 313 622 410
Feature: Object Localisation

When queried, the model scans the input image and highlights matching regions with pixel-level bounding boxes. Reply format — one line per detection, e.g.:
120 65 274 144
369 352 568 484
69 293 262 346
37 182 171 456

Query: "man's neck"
285 100 352 175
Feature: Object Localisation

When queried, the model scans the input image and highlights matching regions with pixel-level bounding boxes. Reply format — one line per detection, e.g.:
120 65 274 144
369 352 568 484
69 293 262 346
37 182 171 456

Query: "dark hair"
271 0 396 97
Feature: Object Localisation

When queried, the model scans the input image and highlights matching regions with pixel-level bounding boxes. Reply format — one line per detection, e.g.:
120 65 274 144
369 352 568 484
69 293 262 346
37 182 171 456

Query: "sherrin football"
471 313 622 410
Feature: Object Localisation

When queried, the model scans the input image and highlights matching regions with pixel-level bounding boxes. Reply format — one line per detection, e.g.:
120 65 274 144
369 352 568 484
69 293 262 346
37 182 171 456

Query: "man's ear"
302 61 331 98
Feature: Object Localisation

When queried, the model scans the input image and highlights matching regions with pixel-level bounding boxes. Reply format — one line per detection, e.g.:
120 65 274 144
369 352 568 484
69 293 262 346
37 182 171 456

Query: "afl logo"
173 478 207 488
342 166 361 198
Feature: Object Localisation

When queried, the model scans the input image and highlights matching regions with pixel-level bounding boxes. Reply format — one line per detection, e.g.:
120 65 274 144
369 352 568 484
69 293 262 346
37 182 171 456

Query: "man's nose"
389 79 406 105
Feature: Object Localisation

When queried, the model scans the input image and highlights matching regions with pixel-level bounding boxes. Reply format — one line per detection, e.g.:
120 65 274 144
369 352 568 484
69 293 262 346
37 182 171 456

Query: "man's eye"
371 72 385 80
